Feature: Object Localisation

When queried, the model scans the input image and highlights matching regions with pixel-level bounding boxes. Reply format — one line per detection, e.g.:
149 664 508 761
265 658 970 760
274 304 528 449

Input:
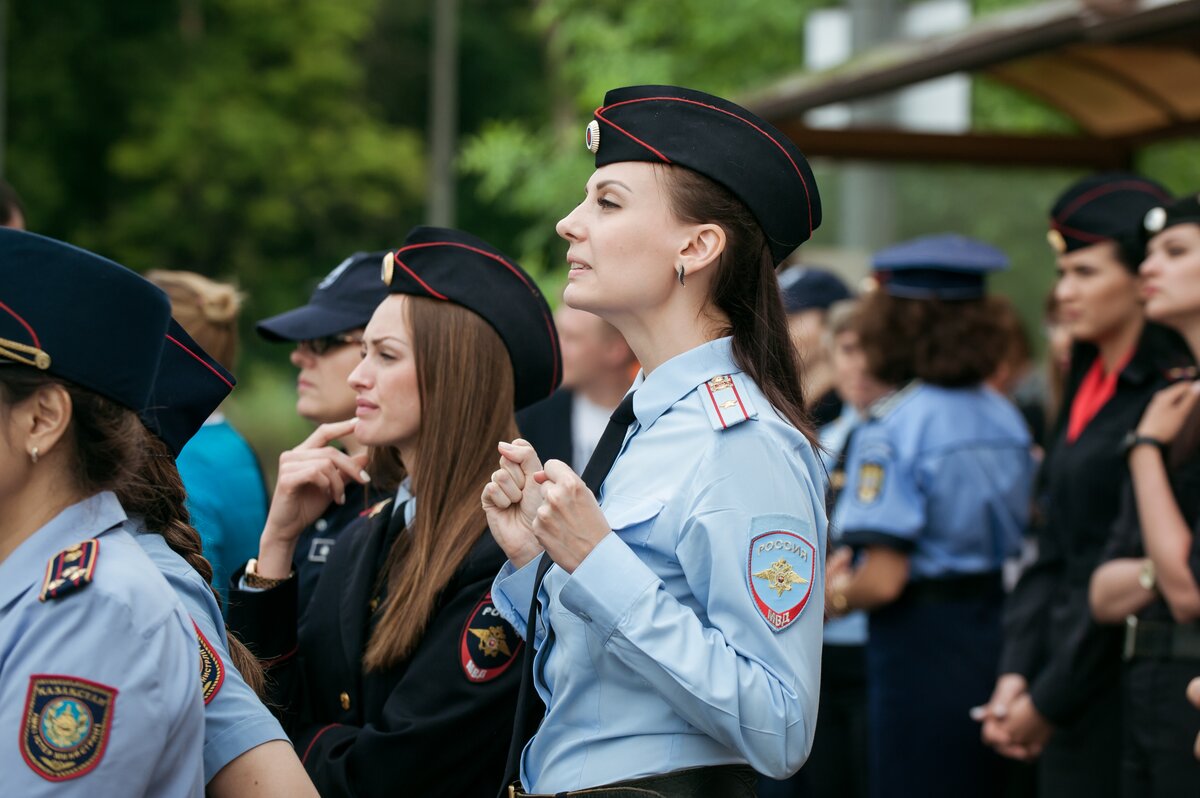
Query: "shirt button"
315 519 328 532
339 692 351 711
369 598 379 613
577 611 592 623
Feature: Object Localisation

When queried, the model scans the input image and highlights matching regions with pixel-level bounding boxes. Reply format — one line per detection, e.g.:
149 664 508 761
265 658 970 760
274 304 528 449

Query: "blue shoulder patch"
747 522 816 632
21 674 115 781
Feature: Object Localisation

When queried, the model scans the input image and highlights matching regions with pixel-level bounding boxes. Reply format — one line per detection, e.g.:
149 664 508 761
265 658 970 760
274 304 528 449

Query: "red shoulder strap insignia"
362 498 393 519
194 621 226 705
39 540 100 602
700 373 757 430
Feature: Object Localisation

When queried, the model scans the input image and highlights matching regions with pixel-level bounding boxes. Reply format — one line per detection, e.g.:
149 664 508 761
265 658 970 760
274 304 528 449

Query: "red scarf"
1066 350 1134 443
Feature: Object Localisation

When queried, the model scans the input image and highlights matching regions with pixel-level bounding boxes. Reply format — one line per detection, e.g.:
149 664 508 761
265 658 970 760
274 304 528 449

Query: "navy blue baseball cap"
1048 173 1169 268
586 85 821 265
873 234 1009 301
0 228 171 410
778 266 853 314
380 227 561 410
257 251 390 341
141 319 236 457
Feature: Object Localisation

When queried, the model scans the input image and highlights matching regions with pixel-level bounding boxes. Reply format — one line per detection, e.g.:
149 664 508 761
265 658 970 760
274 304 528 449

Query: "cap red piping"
596 95 815 236
166 334 234 389
393 241 561 392
391 252 450 301
0 299 40 348
1049 220 1108 244
1054 180 1169 224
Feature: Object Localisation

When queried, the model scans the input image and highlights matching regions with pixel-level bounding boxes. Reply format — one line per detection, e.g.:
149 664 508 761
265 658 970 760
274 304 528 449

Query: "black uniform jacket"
227 501 522 797
515 388 574 468
1000 323 1193 724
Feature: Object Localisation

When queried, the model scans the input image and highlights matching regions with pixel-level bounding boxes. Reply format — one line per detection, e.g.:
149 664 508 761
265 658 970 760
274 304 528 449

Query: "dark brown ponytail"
659 165 817 446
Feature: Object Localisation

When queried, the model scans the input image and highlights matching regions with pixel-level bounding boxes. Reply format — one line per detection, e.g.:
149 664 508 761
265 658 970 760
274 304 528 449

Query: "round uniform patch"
460 593 522 683
194 622 225 705
21 675 116 781
856 461 886 505
748 531 816 632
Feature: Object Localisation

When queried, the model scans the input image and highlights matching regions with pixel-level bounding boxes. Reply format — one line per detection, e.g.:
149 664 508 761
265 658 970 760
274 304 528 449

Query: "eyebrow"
367 335 407 347
595 179 632 193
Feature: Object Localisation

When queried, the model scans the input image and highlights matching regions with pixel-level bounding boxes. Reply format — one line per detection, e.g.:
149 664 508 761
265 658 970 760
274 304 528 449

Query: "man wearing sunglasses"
256 252 394 612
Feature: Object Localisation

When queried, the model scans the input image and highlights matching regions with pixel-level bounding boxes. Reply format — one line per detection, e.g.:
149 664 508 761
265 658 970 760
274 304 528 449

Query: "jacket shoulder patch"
194 622 225 705
699 374 757 431
39 540 100 602
460 593 522 683
21 674 116 781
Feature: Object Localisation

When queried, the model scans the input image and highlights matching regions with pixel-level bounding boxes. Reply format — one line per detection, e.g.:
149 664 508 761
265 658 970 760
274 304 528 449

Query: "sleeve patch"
194 622 225 705
39 540 100 602
21 674 116 781
460 592 522 683
700 373 757 430
748 530 816 632
855 461 886 505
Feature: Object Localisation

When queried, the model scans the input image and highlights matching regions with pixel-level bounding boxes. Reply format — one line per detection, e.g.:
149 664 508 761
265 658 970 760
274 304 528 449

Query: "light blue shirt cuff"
203 714 289 783
559 532 660 642
492 557 540 638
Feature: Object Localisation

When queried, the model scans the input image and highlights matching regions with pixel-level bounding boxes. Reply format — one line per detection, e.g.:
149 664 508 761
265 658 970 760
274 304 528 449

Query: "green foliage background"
6 0 1199 471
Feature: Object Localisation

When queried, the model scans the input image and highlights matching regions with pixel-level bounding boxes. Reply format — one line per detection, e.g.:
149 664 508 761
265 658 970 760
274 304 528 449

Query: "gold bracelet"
244 558 294 590
830 587 849 614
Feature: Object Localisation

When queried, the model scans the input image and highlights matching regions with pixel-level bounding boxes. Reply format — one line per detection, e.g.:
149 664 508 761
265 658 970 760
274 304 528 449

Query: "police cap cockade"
587 85 821 266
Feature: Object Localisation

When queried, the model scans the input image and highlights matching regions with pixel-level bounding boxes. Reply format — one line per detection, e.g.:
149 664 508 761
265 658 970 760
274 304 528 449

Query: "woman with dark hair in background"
227 227 560 797
0 228 204 793
1090 193 1200 796
484 85 828 798
825 234 1035 798
147 269 268 602
980 174 1191 798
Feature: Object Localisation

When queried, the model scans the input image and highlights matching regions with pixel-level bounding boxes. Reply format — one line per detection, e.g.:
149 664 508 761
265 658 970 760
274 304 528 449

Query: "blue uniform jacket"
493 337 827 793
0 492 204 795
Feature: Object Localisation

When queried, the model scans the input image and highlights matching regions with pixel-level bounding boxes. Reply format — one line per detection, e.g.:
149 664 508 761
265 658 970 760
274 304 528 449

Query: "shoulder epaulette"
363 498 394 519
699 373 757 431
40 539 100 602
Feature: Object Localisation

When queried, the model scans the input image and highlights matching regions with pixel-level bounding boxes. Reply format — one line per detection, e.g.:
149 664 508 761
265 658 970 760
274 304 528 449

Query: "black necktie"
499 391 637 795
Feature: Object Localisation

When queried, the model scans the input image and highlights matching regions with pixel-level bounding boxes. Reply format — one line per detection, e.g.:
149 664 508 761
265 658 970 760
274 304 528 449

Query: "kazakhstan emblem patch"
194 622 225 705
21 675 115 781
460 593 521 683
748 530 815 632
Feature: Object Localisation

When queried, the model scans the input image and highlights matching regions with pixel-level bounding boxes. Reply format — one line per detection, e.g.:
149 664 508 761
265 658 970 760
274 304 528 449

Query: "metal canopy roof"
742 0 1200 168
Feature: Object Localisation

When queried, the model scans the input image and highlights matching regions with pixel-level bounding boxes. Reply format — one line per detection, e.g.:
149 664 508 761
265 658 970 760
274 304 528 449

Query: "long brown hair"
658 165 817 446
117 435 266 696
364 296 518 670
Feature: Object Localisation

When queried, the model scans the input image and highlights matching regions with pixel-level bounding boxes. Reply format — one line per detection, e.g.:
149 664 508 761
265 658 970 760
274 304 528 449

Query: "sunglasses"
296 333 364 356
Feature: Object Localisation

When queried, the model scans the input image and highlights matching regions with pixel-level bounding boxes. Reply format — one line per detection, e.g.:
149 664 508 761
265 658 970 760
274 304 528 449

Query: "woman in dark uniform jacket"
1090 193 1200 797
226 227 561 798
980 175 1192 797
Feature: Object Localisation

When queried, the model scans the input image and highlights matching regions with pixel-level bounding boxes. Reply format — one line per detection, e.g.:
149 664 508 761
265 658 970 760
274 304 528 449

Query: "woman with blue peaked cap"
0 228 204 795
133 319 317 797
482 84 827 798
823 234 1036 798
226 226 561 797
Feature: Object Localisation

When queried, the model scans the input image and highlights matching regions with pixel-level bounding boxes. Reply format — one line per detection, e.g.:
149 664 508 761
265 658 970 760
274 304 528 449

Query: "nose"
556 202 584 243
1139 251 1161 277
347 358 369 391
291 346 314 368
1054 274 1076 303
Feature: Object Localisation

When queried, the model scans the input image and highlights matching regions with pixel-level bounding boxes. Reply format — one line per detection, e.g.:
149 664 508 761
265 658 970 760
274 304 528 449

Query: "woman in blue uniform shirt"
0 228 204 794
824 235 1035 798
483 84 828 797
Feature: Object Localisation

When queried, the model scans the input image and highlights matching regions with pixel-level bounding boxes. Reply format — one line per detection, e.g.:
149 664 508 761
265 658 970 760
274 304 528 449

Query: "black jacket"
1001 323 1193 724
515 388 574 468
227 501 522 797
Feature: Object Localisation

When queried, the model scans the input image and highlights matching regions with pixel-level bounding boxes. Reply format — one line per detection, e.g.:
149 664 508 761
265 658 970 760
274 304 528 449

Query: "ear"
677 224 727 282
19 384 73 460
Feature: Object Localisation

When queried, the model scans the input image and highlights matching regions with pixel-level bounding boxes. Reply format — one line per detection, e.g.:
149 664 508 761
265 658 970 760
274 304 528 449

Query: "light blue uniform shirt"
0 492 204 796
838 382 1033 578
132 525 287 782
493 337 827 793
819 408 868 647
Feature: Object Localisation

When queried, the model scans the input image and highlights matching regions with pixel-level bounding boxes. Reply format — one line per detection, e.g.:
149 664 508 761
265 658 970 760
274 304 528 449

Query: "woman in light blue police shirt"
483 85 828 798
0 228 204 795
824 235 1035 798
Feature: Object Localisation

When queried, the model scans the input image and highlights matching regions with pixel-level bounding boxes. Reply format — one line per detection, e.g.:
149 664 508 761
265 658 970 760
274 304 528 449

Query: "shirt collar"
631 337 740 430
867 380 922 421
0 491 127 610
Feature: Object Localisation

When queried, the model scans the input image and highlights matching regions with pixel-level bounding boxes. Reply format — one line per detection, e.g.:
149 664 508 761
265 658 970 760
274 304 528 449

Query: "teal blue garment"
176 417 268 606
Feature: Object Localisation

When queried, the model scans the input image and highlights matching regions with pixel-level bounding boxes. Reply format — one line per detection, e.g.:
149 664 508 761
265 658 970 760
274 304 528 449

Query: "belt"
899 572 1003 605
509 764 757 798
1123 615 1200 662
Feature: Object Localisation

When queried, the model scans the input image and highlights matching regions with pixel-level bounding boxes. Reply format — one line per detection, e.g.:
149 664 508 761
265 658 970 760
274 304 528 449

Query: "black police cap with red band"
0 228 171 411
587 84 822 265
381 226 561 410
1047 173 1169 264
141 319 236 457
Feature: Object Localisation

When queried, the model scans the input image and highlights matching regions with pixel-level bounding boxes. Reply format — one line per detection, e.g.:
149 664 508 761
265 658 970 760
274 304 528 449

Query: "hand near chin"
531 460 611 574
482 439 547 569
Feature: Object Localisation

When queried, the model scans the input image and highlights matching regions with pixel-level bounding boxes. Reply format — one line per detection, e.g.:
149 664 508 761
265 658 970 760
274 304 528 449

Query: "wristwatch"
244 558 294 590
1121 431 1167 459
1138 558 1158 592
